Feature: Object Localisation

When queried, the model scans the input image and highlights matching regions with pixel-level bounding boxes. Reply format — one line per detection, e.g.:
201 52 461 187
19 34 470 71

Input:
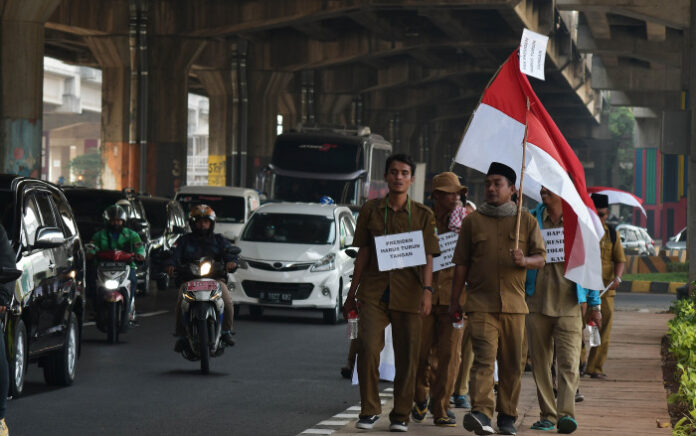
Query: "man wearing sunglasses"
585 193 625 380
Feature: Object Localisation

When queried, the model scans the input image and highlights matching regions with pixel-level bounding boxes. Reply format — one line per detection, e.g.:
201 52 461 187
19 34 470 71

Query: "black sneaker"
389 421 408 432
575 389 584 402
356 415 380 430
463 411 495 435
496 413 517 435
221 331 236 346
453 394 471 409
411 400 428 423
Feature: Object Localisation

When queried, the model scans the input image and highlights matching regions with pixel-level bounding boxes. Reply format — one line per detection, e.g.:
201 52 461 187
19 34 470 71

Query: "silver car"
616 224 657 256
665 227 687 251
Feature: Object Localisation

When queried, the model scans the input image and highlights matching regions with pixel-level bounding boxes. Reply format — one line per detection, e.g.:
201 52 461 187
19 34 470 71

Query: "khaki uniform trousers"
453 320 474 397
175 281 235 336
527 313 583 423
586 294 614 374
357 301 422 422
414 305 464 418
469 312 525 419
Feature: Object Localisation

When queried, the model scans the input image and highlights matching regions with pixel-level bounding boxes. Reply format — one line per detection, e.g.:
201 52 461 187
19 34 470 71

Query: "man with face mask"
166 204 238 349
87 204 146 322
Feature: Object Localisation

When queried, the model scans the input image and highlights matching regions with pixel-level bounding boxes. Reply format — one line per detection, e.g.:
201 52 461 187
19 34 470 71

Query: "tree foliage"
69 150 101 187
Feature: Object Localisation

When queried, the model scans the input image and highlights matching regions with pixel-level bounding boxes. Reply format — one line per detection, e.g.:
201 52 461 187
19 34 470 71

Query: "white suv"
231 202 356 324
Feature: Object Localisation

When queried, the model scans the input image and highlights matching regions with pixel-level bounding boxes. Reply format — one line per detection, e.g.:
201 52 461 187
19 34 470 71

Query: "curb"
617 280 685 294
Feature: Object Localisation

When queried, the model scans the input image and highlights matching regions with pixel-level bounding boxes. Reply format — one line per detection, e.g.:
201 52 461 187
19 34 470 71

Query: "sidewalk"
328 311 673 436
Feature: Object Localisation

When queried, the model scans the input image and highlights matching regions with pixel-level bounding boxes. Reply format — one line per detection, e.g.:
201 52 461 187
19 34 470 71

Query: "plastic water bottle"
452 311 464 329
585 321 601 347
347 310 359 340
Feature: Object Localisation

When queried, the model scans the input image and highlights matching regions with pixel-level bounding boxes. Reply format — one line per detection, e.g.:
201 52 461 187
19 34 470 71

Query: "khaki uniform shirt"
526 210 581 317
600 223 626 297
452 207 546 314
353 197 440 314
433 209 464 307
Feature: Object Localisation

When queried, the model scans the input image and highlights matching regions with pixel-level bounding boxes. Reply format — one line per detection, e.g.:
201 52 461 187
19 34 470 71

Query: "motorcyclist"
86 204 146 322
166 204 237 349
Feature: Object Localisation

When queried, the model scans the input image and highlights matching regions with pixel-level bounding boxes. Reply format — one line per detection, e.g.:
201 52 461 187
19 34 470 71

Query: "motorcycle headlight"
200 262 212 276
104 279 120 290
310 253 335 272
183 290 196 301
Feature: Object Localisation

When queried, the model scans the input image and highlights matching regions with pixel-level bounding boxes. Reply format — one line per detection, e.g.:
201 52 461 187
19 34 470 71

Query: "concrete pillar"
197 69 236 187
146 36 205 195
245 47 293 186
86 36 133 189
0 0 62 177
688 0 696 282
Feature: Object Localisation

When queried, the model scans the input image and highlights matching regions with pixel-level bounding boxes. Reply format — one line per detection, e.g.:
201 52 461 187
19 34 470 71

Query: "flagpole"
515 96 531 250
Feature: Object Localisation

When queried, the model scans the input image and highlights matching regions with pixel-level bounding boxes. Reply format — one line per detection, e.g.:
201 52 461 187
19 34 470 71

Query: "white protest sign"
541 227 565 263
519 28 549 81
433 231 458 272
374 230 426 272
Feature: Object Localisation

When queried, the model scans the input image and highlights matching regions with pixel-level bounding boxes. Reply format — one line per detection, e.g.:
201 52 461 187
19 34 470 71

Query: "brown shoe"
589 372 608 379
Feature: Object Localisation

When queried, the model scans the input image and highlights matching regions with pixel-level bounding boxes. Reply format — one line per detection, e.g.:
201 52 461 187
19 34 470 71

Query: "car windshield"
0 190 15 237
177 194 245 223
62 190 127 239
274 174 357 204
242 212 335 244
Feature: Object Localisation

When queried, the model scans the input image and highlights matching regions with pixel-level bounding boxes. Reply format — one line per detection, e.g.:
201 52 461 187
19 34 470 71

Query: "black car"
137 195 188 288
0 175 86 396
62 187 152 293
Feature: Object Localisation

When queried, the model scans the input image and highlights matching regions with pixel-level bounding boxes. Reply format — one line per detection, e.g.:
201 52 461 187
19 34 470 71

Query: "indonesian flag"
587 186 647 217
454 49 605 291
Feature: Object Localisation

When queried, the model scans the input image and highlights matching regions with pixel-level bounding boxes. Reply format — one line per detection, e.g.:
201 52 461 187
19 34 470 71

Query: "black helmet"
103 204 127 222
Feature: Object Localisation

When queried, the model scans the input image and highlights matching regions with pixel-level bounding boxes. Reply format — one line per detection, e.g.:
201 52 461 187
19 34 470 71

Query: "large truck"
257 126 393 206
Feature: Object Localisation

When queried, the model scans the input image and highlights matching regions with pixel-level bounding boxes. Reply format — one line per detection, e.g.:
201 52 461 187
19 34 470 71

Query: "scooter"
177 257 229 374
91 248 136 344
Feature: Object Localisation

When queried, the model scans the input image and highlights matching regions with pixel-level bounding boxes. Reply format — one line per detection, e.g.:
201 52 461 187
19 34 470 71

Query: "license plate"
186 280 218 292
258 291 293 304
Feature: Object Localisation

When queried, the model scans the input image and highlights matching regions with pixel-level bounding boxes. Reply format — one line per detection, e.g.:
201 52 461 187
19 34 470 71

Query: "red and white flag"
587 186 646 217
454 49 605 291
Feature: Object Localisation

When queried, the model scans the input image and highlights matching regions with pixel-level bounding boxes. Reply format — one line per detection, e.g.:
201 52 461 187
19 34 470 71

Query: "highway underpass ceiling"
42 0 600 140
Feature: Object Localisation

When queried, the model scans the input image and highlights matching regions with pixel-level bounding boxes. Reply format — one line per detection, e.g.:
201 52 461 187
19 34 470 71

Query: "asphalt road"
6 289 673 435
7 289 361 436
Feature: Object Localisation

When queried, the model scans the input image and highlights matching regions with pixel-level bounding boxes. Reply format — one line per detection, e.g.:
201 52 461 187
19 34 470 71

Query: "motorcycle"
91 248 137 344
176 256 232 374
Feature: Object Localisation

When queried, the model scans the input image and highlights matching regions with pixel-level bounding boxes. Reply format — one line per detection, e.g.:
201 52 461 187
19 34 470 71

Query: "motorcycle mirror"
345 248 358 258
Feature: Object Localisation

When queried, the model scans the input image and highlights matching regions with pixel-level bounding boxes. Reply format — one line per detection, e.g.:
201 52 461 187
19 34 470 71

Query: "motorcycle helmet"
189 204 217 234
103 204 127 223
319 195 335 205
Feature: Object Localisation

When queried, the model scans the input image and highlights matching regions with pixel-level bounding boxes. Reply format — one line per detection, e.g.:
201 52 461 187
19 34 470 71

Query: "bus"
257 126 392 206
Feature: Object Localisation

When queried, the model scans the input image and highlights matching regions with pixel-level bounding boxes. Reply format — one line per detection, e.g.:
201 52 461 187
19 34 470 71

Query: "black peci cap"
486 162 517 185
591 193 609 209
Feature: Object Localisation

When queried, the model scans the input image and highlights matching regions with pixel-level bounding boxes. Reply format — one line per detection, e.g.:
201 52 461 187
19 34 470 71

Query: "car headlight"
310 253 335 272
200 261 212 276
104 279 120 290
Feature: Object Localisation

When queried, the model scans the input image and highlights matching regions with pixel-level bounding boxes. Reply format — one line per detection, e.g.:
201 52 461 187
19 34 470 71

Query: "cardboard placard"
374 230 426 272
433 231 458 272
541 227 565 263
520 28 549 81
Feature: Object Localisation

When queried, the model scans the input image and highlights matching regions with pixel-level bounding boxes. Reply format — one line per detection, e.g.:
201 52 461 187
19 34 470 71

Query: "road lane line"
300 430 335 435
319 420 348 426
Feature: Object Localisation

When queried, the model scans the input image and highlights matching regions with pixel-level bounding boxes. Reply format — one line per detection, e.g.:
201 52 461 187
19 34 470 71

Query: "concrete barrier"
624 255 683 274
617 280 686 294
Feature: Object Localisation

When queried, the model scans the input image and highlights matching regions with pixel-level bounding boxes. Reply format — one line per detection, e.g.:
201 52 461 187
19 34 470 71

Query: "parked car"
0 175 86 396
230 202 356 324
62 187 152 293
137 195 188 288
174 186 260 243
616 224 656 256
666 227 687 250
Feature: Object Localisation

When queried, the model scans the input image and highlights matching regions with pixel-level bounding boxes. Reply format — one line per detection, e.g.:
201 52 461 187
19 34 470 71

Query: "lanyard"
383 195 411 235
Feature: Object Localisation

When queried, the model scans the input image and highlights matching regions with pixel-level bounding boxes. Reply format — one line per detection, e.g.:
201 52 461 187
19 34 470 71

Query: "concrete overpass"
0 0 603 197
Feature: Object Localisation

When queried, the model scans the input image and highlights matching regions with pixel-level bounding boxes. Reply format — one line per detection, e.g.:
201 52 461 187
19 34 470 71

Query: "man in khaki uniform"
452 323 474 408
586 193 625 379
412 172 467 427
450 162 546 436
525 188 602 434
343 153 440 433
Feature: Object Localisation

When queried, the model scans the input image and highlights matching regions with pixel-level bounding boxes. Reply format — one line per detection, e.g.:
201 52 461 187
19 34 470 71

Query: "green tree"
608 106 635 191
69 150 101 187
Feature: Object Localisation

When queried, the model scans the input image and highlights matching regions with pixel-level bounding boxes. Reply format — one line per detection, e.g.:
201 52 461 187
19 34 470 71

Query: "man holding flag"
450 162 546 435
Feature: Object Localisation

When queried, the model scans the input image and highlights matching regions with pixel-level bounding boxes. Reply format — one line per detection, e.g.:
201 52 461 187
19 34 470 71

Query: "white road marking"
83 310 169 328
318 420 349 426
346 406 361 411
300 430 335 435
334 413 359 419
384 387 394 392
